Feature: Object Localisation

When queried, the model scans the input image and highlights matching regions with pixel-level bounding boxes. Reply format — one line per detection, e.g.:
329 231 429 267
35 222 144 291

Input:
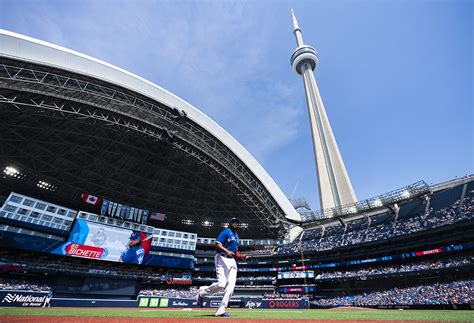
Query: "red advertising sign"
268 300 301 308
166 278 192 285
415 248 442 257
65 243 104 259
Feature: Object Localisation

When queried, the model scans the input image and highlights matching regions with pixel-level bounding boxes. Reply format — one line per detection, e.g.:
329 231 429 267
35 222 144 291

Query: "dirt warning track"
1 316 451 323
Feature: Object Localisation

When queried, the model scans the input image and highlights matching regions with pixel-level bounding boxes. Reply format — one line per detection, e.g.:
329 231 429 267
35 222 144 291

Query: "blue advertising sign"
0 290 52 307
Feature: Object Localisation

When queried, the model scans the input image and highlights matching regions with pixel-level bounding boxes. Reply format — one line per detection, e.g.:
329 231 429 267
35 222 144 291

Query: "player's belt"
218 252 234 258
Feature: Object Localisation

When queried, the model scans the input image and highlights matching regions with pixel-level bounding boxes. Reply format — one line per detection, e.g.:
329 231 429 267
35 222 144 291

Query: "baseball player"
42 291 53 308
119 232 145 264
197 217 249 317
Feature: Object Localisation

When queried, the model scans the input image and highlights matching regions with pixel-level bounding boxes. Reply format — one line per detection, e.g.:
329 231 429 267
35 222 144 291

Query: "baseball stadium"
0 9 472 323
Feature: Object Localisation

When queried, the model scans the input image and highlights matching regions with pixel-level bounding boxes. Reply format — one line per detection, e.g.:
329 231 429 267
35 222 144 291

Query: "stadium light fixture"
401 190 411 199
37 180 57 191
348 206 358 214
202 220 214 227
181 219 194 225
371 199 383 207
4 166 20 177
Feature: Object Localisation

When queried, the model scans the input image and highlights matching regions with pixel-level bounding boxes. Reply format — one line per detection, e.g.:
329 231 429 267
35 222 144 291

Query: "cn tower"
290 10 357 210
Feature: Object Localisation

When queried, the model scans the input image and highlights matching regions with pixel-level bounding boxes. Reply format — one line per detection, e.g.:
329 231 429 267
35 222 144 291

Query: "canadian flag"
81 193 102 206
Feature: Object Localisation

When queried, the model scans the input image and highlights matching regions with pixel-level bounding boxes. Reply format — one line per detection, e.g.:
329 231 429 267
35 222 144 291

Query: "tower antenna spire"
289 12 357 211
291 9 300 31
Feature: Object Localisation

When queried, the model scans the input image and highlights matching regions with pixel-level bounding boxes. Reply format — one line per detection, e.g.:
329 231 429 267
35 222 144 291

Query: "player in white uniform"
197 217 249 317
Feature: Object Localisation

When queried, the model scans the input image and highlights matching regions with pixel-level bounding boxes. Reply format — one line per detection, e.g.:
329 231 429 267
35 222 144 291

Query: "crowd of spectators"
140 284 278 298
312 280 473 306
0 277 51 291
244 247 275 257
0 251 167 281
139 286 199 298
278 194 472 255
237 276 274 281
196 247 275 257
235 285 274 289
315 256 473 280
193 275 274 281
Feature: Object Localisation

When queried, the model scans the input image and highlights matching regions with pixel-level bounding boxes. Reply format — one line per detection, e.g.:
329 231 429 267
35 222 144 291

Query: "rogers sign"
166 278 192 285
65 243 104 259
268 300 301 308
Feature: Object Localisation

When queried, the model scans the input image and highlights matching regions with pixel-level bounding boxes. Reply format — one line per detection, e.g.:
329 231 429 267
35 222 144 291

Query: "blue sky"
1 0 472 211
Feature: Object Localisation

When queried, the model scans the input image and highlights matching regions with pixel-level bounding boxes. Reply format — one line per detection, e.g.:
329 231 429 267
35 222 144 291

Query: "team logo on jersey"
227 233 238 243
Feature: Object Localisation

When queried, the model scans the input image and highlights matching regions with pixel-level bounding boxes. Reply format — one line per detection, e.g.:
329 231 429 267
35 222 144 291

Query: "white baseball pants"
200 254 237 314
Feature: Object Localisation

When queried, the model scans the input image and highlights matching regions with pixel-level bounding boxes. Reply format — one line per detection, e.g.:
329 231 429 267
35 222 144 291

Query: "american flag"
149 212 166 221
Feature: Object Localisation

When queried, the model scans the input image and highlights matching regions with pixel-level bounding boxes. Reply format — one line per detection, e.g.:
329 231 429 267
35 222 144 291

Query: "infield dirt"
1 316 453 323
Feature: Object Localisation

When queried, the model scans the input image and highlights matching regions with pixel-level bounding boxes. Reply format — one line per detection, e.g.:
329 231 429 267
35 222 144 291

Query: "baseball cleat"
216 313 231 317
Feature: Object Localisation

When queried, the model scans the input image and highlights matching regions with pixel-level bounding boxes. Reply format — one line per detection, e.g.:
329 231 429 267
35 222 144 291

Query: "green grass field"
0 307 472 321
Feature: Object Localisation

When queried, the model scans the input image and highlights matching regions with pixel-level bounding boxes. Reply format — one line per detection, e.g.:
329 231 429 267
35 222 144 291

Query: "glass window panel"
46 206 57 213
22 199 35 207
4 205 17 212
35 202 47 210
9 195 23 203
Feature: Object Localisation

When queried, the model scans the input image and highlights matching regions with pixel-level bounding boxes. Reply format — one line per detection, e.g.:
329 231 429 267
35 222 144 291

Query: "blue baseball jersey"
216 228 239 254
121 245 145 264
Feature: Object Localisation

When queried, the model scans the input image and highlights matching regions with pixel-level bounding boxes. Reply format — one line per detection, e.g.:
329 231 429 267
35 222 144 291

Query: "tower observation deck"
290 10 357 211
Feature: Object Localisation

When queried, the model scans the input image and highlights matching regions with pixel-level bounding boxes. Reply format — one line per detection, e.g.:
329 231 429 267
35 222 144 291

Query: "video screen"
51 219 151 265
277 271 315 279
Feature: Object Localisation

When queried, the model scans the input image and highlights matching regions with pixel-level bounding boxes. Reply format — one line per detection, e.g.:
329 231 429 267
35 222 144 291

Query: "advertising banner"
278 271 314 279
1 229 192 269
51 219 150 264
264 299 308 309
138 297 197 308
0 291 52 307
277 286 315 293
137 296 309 309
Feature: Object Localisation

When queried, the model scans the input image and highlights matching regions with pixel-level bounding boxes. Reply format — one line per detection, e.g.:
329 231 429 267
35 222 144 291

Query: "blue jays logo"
227 233 238 243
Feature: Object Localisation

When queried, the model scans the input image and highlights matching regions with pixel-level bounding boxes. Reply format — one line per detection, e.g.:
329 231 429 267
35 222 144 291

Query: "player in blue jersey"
120 232 145 264
197 217 249 317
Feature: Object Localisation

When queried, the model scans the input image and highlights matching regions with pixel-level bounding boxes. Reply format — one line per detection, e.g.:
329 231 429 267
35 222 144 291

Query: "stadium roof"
0 29 300 239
